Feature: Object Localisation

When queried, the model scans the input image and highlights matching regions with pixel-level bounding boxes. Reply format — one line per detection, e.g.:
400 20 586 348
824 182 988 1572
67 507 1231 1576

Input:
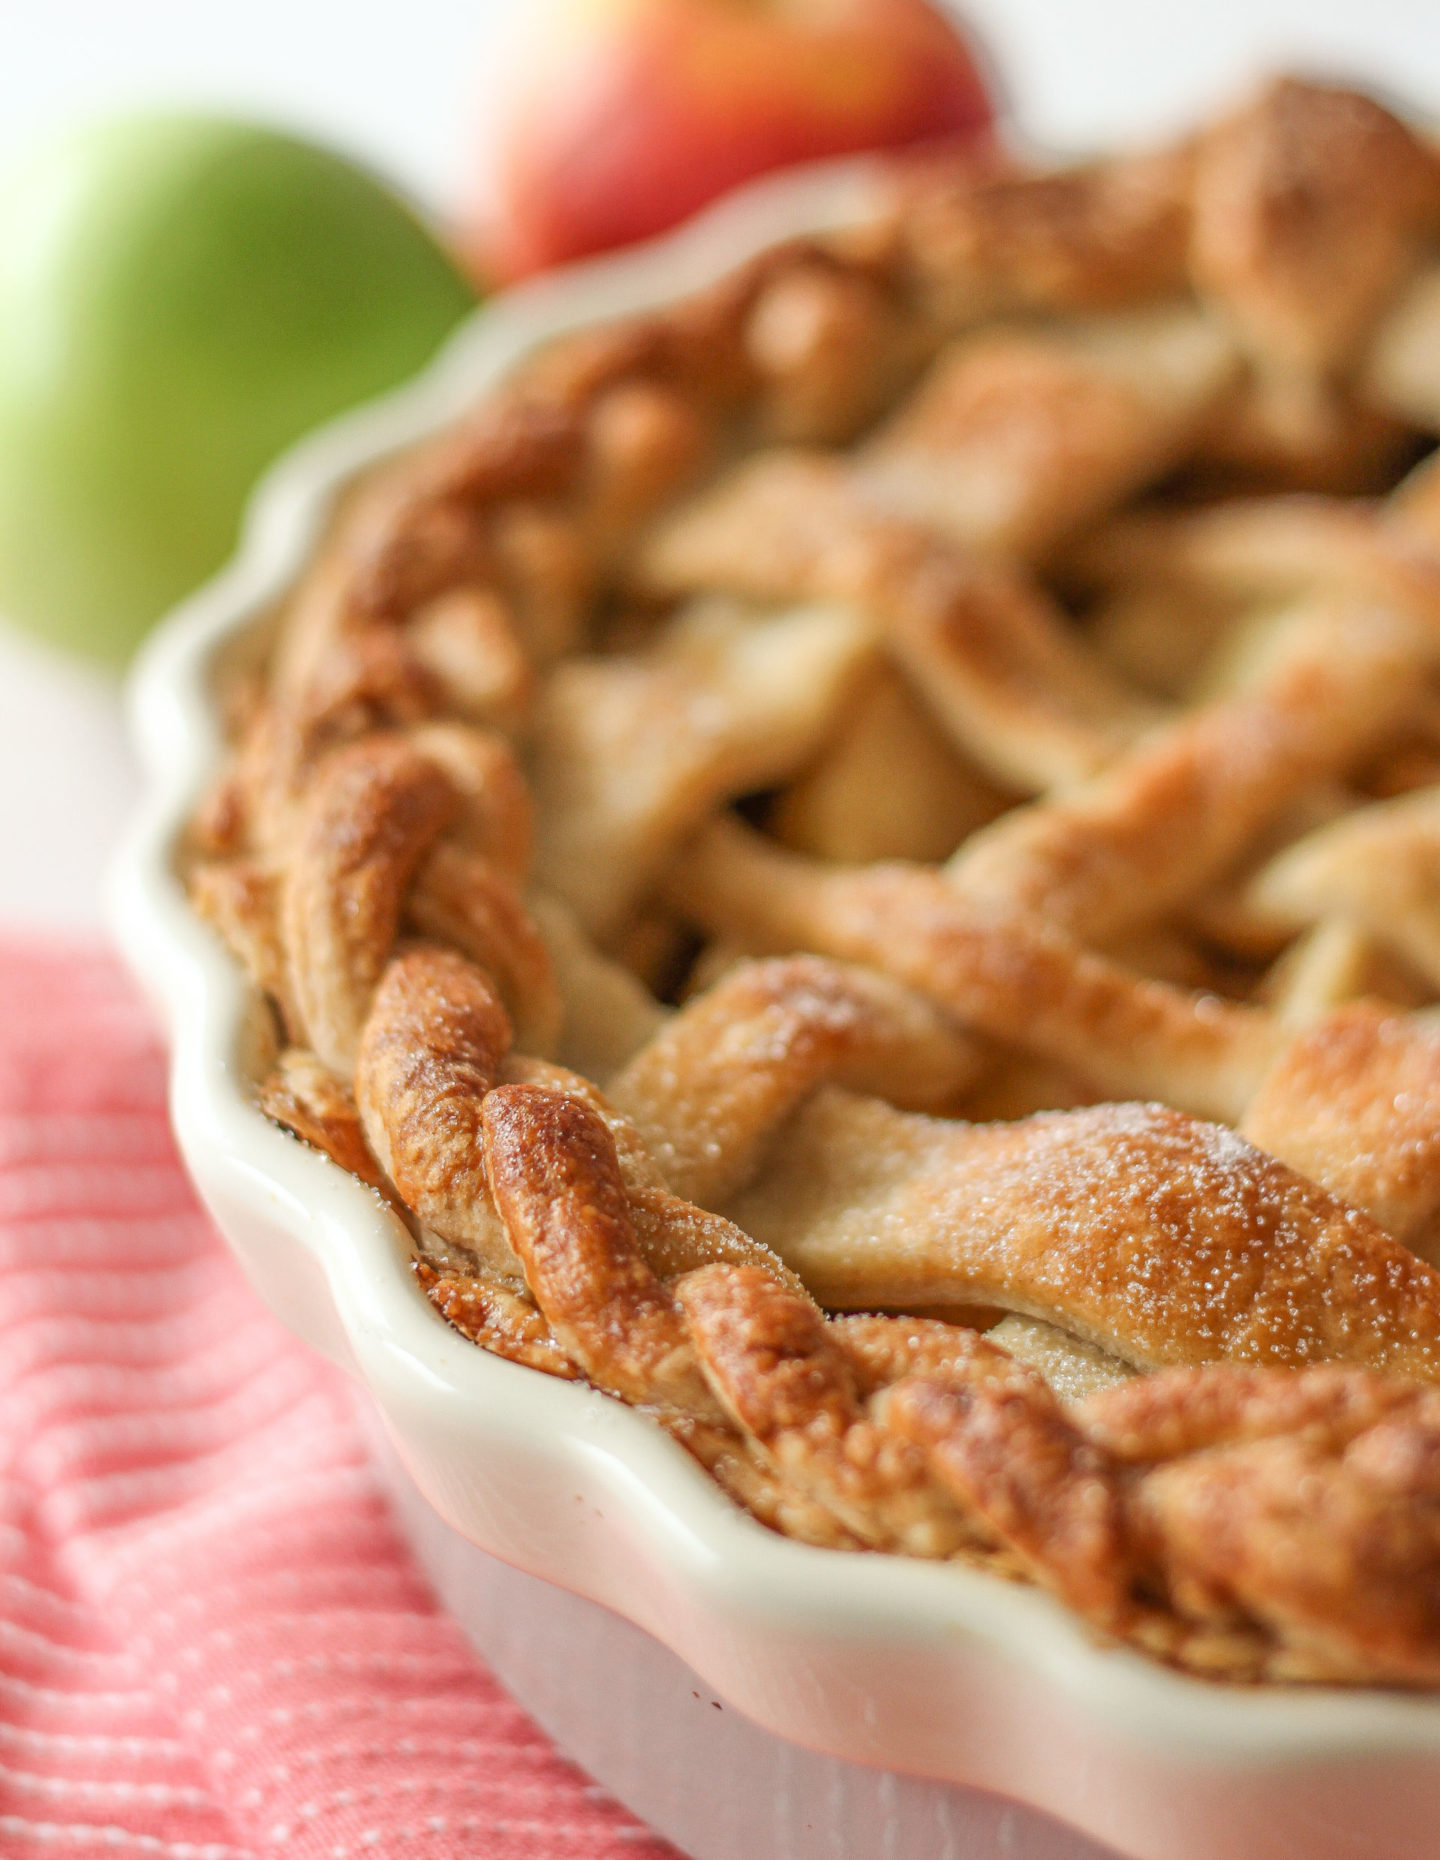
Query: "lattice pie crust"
191 78 1440 1686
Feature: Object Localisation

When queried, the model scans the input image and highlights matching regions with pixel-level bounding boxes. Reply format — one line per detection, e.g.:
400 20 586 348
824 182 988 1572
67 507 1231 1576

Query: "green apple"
0 115 476 661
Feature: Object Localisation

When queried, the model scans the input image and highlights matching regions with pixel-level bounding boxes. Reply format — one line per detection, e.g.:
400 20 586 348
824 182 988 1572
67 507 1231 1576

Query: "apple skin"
469 0 994 281
0 116 476 662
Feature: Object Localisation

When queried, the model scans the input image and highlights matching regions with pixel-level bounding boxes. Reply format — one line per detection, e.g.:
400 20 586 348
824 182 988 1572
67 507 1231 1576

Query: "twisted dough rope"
641 470 1440 943
1250 785 1440 990
602 963 1440 1376
348 953 1440 1684
665 814 1440 1257
641 462 1440 1259
636 450 1164 796
256 727 1440 1404
210 321 743 864
268 764 1440 1402
317 885 1440 1687
642 496 1440 1243
529 592 877 940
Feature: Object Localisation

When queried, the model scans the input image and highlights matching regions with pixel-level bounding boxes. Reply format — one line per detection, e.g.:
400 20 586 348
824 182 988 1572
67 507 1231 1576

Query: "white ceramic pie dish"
107 156 1440 1860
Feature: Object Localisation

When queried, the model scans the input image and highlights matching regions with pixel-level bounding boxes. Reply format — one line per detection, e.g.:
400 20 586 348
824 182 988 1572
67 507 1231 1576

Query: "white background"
2 0 1440 927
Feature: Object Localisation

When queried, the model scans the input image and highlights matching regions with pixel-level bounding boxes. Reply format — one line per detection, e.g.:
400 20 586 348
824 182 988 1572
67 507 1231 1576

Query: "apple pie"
190 76 1440 1687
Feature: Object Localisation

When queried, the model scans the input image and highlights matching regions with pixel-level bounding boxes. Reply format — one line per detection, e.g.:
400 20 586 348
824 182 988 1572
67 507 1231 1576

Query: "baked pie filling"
191 76 1440 1686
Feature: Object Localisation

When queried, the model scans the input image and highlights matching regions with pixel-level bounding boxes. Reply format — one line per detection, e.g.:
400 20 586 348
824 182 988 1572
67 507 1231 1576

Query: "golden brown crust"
407 842 561 1055
609 954 982 1205
342 396 585 624
770 666 1012 864
667 818 1286 1120
745 258 916 444
667 818 1440 1252
947 593 1430 939
856 309 1235 557
1065 490 1440 612
191 858 295 1036
494 1051 810 1293
1247 785 1440 991
725 1091 1440 1382
640 452 1158 791
1077 1361 1419 1462
413 1258 579 1377
676 1265 982 1557
354 944 514 1265
885 1373 1129 1617
403 722 532 875
1190 78 1440 379
1242 1004 1440 1256
188 75 1440 1690
1196 371 1418 495
530 584 874 936
1082 1367 1440 1683
678 1262 857 1443
403 586 533 729
579 379 715 557
480 1082 720 1414
663 1413 863 1549
894 143 1196 324
257 1047 389 1192
281 737 458 1073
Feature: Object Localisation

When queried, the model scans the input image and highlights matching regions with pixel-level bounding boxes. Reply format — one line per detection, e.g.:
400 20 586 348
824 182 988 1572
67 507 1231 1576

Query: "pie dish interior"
174 76 1440 1694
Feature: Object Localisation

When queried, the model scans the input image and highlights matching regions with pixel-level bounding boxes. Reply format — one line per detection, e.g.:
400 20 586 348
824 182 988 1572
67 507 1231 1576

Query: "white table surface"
2 0 1439 928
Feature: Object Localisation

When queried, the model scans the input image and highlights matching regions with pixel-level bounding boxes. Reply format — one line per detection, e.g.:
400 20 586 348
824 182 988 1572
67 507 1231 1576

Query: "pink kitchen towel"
0 942 678 1860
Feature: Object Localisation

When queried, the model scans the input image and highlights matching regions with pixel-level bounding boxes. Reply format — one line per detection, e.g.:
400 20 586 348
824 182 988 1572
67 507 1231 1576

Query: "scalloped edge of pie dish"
107 153 1440 1860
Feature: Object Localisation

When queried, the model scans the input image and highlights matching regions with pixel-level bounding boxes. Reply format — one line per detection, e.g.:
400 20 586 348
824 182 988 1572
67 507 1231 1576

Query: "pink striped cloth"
0 942 678 1860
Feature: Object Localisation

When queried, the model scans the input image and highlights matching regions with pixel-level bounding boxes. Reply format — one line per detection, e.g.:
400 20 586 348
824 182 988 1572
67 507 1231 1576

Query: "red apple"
466 0 994 281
